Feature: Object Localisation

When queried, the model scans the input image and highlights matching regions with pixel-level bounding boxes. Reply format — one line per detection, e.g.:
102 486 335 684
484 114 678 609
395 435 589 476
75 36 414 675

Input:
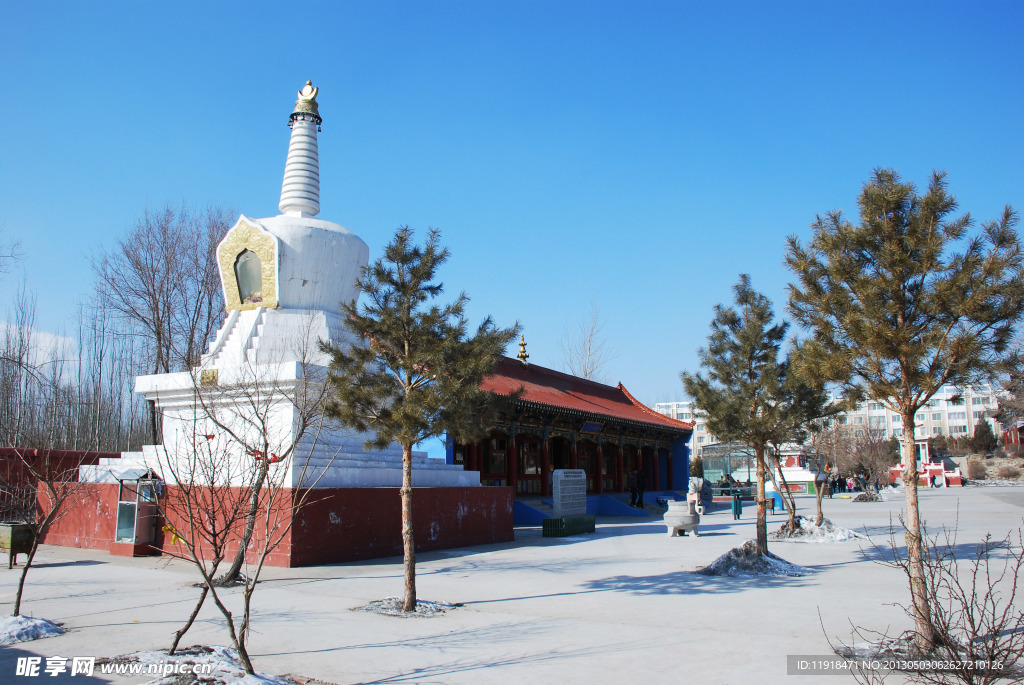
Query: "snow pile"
877 487 899 501
100 645 296 685
769 516 866 543
352 597 461 618
694 540 812 577
967 480 1024 487
0 615 65 645
852 491 880 502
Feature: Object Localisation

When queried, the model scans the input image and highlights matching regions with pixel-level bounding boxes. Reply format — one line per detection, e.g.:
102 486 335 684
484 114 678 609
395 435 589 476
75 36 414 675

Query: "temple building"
448 343 695 498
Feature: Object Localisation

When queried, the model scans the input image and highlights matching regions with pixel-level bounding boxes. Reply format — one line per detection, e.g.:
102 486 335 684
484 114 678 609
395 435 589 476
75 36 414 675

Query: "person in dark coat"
627 469 639 507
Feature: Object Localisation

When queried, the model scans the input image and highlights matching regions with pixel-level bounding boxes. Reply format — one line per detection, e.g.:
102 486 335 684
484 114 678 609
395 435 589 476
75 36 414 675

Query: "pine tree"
786 169 1024 652
322 227 518 612
971 419 998 453
681 275 827 554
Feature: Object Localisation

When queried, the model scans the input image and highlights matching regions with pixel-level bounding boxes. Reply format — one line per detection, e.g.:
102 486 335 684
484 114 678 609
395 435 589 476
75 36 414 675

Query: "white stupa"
84 82 478 489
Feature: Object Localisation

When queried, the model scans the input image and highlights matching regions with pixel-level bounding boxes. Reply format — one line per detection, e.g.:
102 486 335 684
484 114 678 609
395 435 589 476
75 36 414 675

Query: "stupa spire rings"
279 79 322 217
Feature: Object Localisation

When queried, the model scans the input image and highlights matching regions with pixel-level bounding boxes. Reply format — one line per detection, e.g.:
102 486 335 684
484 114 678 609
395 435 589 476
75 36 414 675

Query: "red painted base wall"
42 484 514 567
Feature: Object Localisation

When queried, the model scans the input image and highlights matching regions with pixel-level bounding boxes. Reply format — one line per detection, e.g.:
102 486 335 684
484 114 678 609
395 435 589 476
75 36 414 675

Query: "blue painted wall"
671 437 691 491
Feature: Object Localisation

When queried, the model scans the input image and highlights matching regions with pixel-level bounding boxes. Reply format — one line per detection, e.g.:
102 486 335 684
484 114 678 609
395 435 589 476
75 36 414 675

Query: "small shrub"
997 465 1021 479
689 456 704 478
967 460 987 480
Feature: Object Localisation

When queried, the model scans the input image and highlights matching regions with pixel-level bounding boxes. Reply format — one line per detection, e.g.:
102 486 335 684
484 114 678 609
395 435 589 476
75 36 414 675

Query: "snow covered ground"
0 486 1021 684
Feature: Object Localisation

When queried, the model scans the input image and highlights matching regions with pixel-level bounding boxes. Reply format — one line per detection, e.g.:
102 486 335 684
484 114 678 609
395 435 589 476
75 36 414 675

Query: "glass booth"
114 470 160 545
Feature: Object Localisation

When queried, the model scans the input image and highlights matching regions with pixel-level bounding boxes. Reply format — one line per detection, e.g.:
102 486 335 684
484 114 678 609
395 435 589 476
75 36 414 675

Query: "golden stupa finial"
291 80 321 124
298 80 318 102
516 335 530 364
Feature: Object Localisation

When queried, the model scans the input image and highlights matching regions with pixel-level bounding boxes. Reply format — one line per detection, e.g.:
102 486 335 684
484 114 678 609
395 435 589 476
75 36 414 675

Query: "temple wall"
41 483 513 567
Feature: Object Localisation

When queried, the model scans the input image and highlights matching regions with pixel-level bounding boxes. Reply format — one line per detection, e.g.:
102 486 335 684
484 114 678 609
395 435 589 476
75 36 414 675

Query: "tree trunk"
774 457 799 532
220 462 269 585
12 538 39 617
755 446 768 555
901 412 936 653
169 584 208 655
814 468 829 526
401 442 416 612
764 461 796 533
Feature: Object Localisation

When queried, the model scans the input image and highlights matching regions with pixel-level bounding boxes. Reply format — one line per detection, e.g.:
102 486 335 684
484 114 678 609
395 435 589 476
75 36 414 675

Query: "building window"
932 427 941 435
893 429 904 437
974 411 984 419
854 416 865 424
892 415 901 424
932 413 942 421
916 413 925 422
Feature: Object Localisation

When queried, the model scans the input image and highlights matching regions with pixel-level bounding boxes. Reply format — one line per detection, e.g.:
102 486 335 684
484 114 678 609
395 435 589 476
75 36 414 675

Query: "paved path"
1 485 1021 684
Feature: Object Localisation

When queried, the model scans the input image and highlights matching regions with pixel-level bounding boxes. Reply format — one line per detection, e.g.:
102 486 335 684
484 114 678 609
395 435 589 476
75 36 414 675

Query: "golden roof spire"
516 335 530 364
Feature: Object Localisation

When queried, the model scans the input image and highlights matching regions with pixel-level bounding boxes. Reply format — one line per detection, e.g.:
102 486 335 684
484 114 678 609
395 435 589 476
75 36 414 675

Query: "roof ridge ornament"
516 335 530 364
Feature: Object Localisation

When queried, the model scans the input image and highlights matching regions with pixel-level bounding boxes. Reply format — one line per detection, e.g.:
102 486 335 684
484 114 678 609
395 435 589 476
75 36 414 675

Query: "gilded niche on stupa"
216 218 280 312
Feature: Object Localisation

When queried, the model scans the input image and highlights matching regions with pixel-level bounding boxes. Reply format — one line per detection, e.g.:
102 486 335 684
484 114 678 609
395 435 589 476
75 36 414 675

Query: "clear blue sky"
2 1 1022 408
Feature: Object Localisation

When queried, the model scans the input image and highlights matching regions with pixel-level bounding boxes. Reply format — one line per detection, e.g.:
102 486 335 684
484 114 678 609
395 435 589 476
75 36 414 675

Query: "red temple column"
595 443 604 494
615 444 624 492
570 438 578 470
541 437 551 496
651 447 660 491
508 432 518 494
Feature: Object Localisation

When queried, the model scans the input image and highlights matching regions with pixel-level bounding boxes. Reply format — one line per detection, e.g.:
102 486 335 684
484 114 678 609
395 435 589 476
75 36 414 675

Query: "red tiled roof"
482 357 694 434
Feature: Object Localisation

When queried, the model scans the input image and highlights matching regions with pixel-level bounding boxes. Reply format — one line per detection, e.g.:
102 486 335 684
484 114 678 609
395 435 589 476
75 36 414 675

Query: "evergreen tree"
929 433 950 457
681 275 827 554
971 419 998 453
786 169 1024 652
322 227 518 612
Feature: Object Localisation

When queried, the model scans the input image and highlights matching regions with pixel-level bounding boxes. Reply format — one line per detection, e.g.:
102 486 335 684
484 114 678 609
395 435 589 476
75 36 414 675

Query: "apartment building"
655 384 1001 456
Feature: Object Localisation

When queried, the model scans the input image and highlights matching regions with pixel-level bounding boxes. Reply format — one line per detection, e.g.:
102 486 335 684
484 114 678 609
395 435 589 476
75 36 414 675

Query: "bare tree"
0 225 20 278
1 291 143 453
152 336 333 672
560 301 615 381
93 205 230 442
840 429 900 494
805 420 851 525
832 519 1024 684
6 449 90 617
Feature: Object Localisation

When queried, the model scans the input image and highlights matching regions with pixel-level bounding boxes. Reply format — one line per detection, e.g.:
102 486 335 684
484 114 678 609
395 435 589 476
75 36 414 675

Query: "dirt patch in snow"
693 540 812 577
352 597 462 617
0 615 65 645
769 516 867 543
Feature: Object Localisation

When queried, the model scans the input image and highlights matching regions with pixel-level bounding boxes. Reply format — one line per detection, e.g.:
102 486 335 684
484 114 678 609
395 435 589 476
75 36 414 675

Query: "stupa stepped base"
80 442 479 489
